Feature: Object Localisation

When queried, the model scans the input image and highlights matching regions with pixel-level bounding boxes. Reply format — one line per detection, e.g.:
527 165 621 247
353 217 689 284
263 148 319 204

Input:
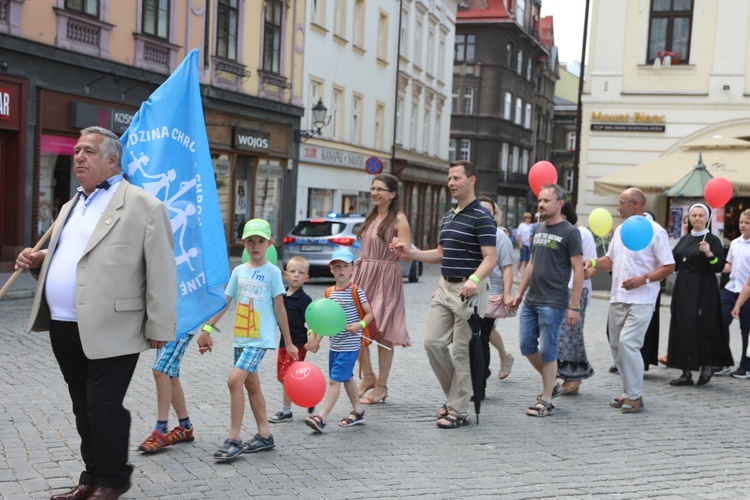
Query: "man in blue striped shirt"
393 161 496 428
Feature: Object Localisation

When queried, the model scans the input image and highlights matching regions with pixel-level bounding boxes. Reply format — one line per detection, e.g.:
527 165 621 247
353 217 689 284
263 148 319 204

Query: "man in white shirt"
584 188 674 413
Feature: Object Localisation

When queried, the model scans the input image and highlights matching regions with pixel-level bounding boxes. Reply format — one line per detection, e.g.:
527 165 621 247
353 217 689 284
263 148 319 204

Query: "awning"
594 127 750 196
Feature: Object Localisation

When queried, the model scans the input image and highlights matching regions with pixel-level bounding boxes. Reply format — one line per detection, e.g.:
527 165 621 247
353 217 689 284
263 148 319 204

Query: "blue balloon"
620 215 653 251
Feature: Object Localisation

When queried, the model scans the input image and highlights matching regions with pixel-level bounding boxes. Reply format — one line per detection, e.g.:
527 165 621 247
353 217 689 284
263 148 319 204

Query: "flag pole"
0 224 55 300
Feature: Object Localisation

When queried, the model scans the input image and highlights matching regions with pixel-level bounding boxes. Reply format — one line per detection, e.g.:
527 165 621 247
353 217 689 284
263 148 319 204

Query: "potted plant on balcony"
658 50 683 66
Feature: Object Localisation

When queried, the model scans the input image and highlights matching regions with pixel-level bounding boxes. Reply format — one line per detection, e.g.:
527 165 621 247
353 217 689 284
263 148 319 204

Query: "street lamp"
294 99 330 142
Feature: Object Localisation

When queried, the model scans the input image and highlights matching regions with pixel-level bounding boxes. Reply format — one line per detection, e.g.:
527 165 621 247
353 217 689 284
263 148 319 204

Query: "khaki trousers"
424 277 489 418
608 302 653 400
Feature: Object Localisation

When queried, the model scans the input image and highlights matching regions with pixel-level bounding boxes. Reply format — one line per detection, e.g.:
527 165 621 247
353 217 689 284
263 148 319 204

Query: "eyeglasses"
617 199 635 207
370 187 391 193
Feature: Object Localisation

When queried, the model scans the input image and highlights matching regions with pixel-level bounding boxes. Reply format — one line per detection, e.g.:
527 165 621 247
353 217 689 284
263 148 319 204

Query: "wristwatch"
644 276 651 285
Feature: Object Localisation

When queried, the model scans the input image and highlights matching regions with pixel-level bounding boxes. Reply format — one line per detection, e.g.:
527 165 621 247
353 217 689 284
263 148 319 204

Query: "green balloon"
305 298 347 337
266 245 278 265
242 245 278 265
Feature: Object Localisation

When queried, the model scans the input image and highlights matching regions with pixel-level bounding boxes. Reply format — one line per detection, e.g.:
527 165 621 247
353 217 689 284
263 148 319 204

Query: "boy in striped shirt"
305 249 374 433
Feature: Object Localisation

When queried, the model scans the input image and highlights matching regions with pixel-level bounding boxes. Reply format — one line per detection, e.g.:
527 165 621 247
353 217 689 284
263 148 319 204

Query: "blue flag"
120 49 229 338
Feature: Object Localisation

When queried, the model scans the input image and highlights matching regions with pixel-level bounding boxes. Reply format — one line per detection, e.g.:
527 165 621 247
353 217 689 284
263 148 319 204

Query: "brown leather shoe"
50 484 95 500
87 485 129 499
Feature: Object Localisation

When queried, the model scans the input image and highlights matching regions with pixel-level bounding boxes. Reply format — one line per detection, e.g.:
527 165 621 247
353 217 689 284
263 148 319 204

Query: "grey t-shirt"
489 227 514 294
525 219 582 309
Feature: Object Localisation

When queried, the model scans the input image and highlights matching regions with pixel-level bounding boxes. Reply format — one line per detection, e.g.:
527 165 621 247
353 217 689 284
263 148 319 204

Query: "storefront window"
211 154 232 241
410 184 419 236
233 156 252 243
496 195 507 229
422 186 434 249
507 195 517 230
234 179 248 242
356 191 371 215
39 135 77 238
342 194 358 215
255 159 284 238
308 188 333 218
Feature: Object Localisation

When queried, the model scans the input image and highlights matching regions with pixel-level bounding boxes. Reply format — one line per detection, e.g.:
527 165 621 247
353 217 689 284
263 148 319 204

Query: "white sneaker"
713 366 732 376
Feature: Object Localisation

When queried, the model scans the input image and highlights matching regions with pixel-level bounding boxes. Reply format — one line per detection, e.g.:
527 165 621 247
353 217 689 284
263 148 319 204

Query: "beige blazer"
28 180 177 359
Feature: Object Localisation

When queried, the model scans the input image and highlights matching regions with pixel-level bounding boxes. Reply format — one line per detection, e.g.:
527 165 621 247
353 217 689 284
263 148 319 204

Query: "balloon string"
703 213 711 242
354 334 392 350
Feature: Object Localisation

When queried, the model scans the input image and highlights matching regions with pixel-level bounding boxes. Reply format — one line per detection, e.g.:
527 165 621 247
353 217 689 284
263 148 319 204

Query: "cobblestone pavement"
2 264 750 499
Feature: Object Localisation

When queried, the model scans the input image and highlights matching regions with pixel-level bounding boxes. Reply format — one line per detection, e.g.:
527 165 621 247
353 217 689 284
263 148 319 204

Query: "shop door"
39 135 76 238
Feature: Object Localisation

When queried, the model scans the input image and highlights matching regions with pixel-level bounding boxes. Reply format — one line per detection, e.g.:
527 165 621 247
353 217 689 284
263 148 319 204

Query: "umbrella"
664 152 714 197
466 304 485 425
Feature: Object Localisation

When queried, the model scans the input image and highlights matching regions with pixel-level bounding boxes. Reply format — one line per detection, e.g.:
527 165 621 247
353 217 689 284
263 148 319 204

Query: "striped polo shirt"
439 199 497 278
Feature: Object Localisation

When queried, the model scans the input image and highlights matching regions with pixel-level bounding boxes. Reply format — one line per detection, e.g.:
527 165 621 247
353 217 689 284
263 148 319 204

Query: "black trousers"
49 321 139 489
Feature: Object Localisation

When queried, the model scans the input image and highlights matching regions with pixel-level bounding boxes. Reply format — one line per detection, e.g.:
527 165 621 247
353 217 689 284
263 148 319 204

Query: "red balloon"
704 177 733 208
283 361 326 408
528 161 558 196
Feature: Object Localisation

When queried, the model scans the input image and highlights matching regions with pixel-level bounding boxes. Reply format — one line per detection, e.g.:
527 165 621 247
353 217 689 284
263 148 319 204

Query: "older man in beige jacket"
16 126 176 500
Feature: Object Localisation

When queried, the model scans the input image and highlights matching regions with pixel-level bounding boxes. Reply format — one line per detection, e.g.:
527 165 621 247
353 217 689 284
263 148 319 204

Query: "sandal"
360 385 388 405
436 414 470 429
526 399 555 417
610 396 645 409
609 397 625 409
436 403 449 419
357 373 377 398
559 381 580 395
304 415 326 433
339 410 366 427
536 383 562 403
620 397 643 413
212 438 245 461
669 373 694 386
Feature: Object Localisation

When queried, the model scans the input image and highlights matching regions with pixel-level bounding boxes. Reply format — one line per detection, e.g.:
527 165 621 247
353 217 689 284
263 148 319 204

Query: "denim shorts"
329 349 359 383
519 303 566 362
233 345 267 373
152 333 194 378
519 245 531 262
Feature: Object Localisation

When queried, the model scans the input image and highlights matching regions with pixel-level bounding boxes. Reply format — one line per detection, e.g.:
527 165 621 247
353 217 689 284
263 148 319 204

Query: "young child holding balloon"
267 256 314 423
196 219 298 461
304 248 374 433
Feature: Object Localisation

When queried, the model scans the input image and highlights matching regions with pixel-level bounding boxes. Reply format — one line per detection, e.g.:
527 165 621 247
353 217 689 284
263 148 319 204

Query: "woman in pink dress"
353 173 412 404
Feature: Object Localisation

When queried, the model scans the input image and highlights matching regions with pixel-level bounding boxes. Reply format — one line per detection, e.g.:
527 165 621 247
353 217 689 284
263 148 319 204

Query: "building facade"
451 0 555 229
551 65 580 197
295 0 400 224
579 0 750 241
391 0 458 250
0 0 305 270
